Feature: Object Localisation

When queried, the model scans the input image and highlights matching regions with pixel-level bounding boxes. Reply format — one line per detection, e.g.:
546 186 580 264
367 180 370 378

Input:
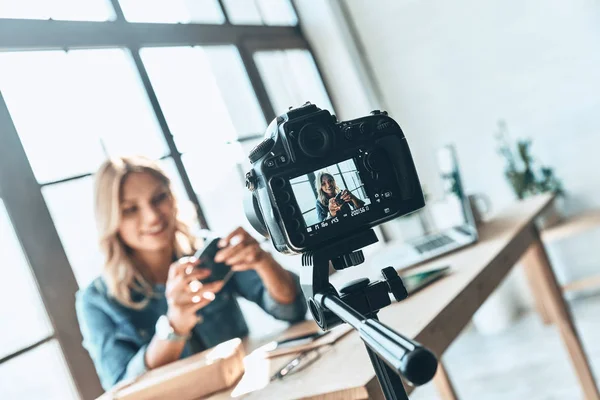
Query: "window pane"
118 0 225 23
159 157 203 231
0 199 53 360
221 0 261 25
222 0 297 25
0 0 115 21
182 142 252 236
0 340 77 400
158 157 190 208
254 49 334 117
140 46 266 149
41 178 102 289
256 0 297 26
140 45 267 235
0 49 169 184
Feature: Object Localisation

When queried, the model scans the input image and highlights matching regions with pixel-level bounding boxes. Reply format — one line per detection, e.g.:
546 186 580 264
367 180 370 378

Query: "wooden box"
98 338 245 400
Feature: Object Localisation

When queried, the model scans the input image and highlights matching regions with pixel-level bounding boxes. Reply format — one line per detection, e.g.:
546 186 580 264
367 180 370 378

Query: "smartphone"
334 191 344 205
193 238 232 284
401 266 450 295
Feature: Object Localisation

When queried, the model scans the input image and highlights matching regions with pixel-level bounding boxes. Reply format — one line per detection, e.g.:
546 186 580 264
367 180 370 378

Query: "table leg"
521 246 552 325
433 361 459 400
527 228 600 400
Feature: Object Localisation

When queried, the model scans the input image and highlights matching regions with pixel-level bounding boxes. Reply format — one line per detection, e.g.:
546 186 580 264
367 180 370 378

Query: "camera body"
245 103 424 254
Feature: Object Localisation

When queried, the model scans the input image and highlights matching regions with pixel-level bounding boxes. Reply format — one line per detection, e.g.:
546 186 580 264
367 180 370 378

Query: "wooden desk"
208 194 599 400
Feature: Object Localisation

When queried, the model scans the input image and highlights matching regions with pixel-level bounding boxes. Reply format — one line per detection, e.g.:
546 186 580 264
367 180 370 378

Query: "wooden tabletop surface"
207 194 555 400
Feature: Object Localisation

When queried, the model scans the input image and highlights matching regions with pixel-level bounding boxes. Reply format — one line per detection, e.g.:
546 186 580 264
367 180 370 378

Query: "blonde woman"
314 171 365 222
76 156 306 390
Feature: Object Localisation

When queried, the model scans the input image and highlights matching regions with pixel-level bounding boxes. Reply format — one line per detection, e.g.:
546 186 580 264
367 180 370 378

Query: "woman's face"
118 172 176 254
321 175 336 197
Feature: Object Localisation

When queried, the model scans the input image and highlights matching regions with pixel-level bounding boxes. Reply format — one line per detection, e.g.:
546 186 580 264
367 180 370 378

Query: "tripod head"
300 229 438 396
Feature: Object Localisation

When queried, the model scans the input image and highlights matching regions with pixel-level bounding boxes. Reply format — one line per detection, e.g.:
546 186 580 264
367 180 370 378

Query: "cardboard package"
98 338 245 400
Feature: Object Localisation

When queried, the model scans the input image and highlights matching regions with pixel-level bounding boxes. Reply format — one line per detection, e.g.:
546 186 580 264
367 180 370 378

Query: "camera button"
343 126 355 140
294 233 306 245
271 177 286 189
359 122 372 136
279 191 291 203
277 155 288 165
285 205 297 216
289 219 301 230
265 158 276 168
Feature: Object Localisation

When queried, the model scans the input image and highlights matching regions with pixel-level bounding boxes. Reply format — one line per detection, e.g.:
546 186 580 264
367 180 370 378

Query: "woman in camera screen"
315 172 365 222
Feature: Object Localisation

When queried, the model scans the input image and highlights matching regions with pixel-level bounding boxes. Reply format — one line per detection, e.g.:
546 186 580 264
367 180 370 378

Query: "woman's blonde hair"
94 155 200 309
314 171 339 206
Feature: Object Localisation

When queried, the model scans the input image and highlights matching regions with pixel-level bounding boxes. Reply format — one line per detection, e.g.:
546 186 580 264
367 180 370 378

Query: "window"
290 176 320 226
118 0 225 24
0 49 169 184
0 340 77 400
41 178 101 289
254 49 334 116
221 0 297 26
0 0 115 21
140 45 266 235
1 5 329 397
0 199 77 399
0 199 53 360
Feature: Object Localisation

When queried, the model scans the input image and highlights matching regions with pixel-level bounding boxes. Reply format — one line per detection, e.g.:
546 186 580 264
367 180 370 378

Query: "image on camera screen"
289 158 372 231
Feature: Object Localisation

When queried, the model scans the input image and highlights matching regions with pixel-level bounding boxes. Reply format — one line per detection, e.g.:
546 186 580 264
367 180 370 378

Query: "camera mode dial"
249 138 275 163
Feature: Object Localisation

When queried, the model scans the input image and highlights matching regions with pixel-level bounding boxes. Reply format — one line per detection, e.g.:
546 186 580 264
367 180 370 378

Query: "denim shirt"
75 269 307 390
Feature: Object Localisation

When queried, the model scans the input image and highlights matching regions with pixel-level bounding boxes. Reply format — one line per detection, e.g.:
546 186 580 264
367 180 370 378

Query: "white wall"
293 0 379 120
300 0 600 288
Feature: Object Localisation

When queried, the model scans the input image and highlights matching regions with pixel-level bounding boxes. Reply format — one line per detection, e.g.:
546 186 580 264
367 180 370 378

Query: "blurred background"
1 1 600 399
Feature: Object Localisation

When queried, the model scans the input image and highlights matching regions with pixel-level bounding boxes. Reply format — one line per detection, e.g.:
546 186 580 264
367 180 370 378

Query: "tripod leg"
366 345 410 400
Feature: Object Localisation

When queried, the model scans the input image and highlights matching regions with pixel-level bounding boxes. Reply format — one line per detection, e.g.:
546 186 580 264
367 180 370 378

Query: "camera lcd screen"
289 158 372 233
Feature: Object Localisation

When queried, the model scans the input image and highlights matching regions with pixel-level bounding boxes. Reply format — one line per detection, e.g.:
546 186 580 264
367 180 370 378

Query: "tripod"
301 229 438 400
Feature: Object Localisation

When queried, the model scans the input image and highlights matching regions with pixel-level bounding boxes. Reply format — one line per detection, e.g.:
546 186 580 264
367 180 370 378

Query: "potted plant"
495 120 565 227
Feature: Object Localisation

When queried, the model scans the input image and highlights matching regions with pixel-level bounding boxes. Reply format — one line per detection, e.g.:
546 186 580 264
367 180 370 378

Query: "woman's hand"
340 189 352 203
216 227 298 304
214 227 270 272
328 198 341 216
341 189 365 208
165 257 224 335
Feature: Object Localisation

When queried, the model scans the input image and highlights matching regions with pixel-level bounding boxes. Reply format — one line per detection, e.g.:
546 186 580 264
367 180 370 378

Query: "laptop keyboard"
414 233 455 254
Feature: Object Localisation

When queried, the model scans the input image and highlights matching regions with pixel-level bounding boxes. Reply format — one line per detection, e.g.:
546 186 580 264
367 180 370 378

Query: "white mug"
468 193 492 225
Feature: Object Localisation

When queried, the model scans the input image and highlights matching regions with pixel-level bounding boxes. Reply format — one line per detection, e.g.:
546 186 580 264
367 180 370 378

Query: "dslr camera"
244 102 424 254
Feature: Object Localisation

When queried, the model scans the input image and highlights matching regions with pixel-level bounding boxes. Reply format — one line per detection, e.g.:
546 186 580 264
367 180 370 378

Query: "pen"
275 330 330 348
270 348 321 381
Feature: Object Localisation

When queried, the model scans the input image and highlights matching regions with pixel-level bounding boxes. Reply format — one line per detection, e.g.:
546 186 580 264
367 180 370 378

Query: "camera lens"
298 123 332 158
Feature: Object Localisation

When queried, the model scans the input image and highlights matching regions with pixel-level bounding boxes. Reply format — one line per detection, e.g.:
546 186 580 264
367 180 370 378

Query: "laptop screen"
357 145 479 272
382 145 477 249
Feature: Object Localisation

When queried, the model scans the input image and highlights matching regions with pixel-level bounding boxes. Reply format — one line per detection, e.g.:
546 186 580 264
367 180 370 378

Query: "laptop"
368 145 479 272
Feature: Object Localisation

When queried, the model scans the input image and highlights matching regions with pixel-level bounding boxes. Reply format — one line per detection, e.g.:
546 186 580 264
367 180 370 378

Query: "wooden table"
207 194 599 400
